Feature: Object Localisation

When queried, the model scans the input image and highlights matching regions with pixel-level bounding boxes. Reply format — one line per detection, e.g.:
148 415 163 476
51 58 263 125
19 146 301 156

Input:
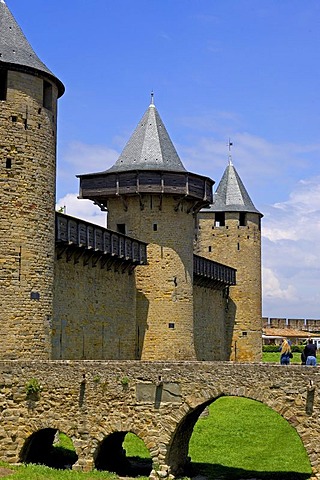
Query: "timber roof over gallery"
203 160 262 215
0 1 64 96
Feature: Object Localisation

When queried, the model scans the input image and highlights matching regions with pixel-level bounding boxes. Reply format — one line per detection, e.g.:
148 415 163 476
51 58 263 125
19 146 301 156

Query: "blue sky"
9 0 320 319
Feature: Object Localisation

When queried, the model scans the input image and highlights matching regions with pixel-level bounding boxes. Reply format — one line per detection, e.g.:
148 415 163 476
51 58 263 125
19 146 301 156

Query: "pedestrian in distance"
304 339 317 366
279 339 293 365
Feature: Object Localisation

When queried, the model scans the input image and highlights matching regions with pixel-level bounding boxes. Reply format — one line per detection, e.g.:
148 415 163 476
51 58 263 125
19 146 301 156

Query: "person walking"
279 339 292 365
303 339 317 366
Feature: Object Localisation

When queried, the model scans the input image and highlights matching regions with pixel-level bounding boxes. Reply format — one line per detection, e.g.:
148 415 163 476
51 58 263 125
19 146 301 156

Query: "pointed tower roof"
78 100 214 210
106 99 186 173
0 1 64 96
204 160 262 215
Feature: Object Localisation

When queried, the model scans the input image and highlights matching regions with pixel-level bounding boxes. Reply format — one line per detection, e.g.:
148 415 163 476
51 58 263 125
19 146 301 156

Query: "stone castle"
0 1 262 364
4 5 320 479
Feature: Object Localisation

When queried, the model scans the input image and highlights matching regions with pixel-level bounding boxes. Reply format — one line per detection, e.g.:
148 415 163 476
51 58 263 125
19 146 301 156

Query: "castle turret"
196 158 263 361
78 98 214 360
0 2 64 358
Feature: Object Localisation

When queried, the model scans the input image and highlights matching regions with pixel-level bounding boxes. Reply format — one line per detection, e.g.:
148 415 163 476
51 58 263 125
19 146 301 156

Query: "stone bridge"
0 361 319 478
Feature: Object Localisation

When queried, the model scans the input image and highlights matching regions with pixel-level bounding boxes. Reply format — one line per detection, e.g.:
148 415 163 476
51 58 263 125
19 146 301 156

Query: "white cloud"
56 193 107 227
57 141 119 197
263 267 297 300
262 176 320 318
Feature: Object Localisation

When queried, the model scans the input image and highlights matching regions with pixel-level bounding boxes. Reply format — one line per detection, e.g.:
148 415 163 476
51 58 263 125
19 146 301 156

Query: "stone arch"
94 430 152 477
166 399 212 475
20 427 78 469
166 391 314 477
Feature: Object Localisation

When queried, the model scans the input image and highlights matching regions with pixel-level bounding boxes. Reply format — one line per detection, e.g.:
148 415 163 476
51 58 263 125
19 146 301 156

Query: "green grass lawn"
262 351 303 364
188 396 312 479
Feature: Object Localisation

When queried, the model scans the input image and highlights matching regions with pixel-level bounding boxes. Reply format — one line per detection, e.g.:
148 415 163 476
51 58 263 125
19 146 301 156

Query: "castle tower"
196 158 263 361
78 99 214 360
0 2 64 358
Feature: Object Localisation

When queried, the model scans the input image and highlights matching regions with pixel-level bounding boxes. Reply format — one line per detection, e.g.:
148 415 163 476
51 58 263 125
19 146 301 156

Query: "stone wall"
108 195 196 361
193 286 231 360
196 211 262 362
53 252 137 359
0 361 319 478
0 70 58 359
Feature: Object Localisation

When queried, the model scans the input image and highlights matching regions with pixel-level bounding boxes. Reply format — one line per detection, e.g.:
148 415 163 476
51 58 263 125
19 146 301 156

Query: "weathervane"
150 90 154 105
227 138 233 165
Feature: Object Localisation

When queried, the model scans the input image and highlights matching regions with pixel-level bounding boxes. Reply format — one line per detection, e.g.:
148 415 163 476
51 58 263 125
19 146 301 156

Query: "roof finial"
227 138 233 165
150 90 155 107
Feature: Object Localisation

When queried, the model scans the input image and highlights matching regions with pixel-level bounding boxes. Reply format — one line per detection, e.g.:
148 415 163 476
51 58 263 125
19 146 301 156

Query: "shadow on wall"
193 291 236 361
225 297 236 360
136 290 149 359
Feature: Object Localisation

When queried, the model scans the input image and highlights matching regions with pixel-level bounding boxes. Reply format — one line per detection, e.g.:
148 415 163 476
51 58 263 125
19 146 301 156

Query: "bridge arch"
93 430 152 476
166 390 314 478
20 427 78 469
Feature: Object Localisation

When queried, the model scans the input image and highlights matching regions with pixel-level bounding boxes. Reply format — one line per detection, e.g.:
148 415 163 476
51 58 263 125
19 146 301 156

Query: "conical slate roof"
0 1 64 96
106 100 186 173
204 160 261 215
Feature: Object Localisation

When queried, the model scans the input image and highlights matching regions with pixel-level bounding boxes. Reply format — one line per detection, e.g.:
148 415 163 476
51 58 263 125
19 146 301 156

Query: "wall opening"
20 429 78 469
168 396 312 479
214 212 225 227
43 80 53 110
239 212 246 226
117 223 126 234
94 431 152 477
0 69 7 100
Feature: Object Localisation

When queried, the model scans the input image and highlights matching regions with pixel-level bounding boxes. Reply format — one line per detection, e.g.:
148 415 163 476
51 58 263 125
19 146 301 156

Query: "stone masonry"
0 361 319 479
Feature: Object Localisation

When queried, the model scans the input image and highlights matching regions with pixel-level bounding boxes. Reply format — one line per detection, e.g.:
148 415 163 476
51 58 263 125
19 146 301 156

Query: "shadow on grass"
46 445 78 469
188 462 312 480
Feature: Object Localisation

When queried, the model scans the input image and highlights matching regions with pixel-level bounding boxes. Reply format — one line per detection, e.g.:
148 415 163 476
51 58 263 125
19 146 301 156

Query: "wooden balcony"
55 212 147 272
78 170 214 213
193 255 236 290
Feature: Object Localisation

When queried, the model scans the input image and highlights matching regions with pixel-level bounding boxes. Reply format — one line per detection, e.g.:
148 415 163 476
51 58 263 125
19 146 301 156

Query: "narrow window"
239 212 246 226
215 212 225 227
237 242 240 251
0 69 7 100
5 158 11 169
208 246 212 252
117 224 126 234
43 80 53 110
153 223 158 232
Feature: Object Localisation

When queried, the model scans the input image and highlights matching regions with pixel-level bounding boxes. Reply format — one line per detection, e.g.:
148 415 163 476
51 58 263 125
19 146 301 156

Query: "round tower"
0 2 64 359
78 99 214 360
196 158 263 362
